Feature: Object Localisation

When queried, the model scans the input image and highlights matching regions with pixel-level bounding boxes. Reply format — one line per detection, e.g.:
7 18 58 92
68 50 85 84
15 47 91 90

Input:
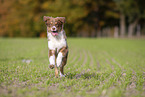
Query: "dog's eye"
55 24 58 27
47 24 51 27
47 22 53 27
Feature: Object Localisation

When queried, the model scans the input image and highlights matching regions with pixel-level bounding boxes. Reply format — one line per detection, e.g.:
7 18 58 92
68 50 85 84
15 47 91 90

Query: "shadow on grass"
65 72 101 80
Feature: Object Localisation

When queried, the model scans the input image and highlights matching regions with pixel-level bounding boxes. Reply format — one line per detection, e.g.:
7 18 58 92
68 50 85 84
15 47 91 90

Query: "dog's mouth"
51 31 58 36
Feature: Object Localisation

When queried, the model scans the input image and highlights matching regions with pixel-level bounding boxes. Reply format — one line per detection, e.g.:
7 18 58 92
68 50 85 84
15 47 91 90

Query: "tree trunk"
91 29 96 37
97 26 101 37
136 24 141 37
128 18 139 38
97 30 101 37
120 13 126 38
114 26 119 38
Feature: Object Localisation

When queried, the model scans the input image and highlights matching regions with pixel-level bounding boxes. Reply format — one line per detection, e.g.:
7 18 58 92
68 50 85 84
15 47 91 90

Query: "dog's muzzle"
51 26 58 36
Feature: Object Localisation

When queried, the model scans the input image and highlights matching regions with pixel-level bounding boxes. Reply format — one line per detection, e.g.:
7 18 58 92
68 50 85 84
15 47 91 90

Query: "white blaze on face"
51 26 57 31
51 26 58 36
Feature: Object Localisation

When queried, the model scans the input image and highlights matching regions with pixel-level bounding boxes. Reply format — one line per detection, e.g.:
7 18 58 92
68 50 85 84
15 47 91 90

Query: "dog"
43 16 68 77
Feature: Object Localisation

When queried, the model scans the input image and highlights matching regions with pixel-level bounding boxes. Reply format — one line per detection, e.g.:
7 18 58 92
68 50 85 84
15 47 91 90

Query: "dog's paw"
49 64 54 69
60 72 65 77
60 74 65 77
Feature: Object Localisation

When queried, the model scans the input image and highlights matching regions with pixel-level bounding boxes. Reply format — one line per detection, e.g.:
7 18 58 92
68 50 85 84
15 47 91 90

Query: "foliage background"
0 0 145 37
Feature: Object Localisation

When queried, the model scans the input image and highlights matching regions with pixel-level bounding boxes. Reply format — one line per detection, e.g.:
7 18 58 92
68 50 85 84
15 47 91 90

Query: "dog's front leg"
48 49 55 69
48 49 59 78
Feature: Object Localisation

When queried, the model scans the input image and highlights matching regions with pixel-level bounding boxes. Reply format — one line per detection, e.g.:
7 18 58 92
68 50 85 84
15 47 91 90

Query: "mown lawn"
0 38 145 97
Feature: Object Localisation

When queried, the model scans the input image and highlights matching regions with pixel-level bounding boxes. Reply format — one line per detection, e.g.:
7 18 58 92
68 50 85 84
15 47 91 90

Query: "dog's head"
43 16 65 36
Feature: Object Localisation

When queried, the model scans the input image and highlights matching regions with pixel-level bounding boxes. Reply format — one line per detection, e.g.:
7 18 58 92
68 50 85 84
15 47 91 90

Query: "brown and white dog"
43 16 68 77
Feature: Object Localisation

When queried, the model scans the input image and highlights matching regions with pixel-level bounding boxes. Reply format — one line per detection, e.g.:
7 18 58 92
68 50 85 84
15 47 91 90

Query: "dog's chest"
48 33 67 50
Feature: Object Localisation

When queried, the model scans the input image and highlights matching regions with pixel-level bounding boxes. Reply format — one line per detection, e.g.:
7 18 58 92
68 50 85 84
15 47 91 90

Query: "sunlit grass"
0 38 145 97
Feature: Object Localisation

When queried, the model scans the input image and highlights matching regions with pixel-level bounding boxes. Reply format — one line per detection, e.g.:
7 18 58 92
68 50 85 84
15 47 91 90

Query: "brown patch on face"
43 16 65 34
49 50 55 57
57 17 65 23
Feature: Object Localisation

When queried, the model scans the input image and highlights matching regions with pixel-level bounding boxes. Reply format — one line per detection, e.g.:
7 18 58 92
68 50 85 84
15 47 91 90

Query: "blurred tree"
0 0 15 37
0 0 46 37
127 0 145 37
0 0 145 37
113 0 127 37
113 0 145 37
42 0 87 36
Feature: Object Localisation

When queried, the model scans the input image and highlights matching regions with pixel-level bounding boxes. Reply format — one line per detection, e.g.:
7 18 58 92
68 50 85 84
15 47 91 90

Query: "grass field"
0 38 145 97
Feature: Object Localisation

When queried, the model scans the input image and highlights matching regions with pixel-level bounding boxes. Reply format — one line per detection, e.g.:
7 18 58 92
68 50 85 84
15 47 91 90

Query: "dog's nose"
52 28 55 30
51 26 56 31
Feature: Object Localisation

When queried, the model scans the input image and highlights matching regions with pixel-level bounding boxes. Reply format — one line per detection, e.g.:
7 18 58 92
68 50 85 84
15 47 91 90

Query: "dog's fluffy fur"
43 16 68 77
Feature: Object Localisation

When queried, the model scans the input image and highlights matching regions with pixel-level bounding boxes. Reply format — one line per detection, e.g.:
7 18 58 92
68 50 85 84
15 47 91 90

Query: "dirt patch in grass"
0 77 48 97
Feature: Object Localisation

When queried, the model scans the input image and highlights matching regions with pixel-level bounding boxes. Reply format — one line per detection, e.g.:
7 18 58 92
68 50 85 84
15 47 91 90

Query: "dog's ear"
57 17 65 23
43 16 50 22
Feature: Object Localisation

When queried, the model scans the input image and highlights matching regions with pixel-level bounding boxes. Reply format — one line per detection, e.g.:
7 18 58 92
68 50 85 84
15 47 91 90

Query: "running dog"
43 16 68 77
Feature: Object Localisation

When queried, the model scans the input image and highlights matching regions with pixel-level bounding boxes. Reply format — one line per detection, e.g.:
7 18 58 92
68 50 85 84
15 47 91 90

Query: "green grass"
0 38 145 97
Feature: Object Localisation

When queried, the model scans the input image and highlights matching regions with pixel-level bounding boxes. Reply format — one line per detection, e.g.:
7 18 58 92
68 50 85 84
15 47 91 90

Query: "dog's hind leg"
60 55 68 77
55 64 59 78
55 51 59 78
57 47 68 77
60 65 65 77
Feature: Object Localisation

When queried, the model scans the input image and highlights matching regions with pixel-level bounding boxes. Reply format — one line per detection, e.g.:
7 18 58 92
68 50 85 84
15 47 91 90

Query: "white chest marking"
48 31 66 51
